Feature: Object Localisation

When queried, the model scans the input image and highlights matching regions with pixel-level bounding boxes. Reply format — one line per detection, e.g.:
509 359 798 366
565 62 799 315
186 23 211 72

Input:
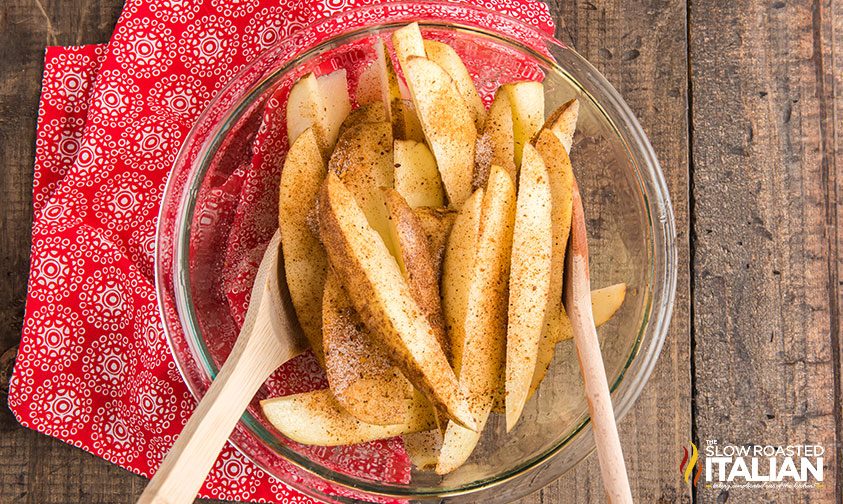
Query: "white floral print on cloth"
9 2 554 503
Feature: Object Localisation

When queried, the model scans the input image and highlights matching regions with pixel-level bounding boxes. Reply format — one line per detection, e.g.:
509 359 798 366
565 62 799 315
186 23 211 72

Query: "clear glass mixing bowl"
155 3 677 502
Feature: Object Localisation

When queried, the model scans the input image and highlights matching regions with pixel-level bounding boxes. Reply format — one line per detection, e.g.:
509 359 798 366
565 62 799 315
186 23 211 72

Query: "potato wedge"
403 429 443 470
404 56 477 208
392 98 426 142
521 129 575 402
322 272 415 425
287 70 352 153
279 128 329 363
505 144 554 431
328 121 394 247
354 60 383 105
591 282 627 324
542 98 580 153
475 88 516 188
414 207 457 277
441 189 484 375
528 283 627 399
423 39 486 130
261 388 434 446
338 102 387 137
318 174 476 430
502 81 544 167
437 166 516 474
392 22 426 77
394 140 445 208
383 188 448 357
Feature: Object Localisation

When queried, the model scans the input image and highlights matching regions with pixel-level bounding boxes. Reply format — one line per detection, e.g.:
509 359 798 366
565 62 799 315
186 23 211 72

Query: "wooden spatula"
138 229 308 504
564 183 633 503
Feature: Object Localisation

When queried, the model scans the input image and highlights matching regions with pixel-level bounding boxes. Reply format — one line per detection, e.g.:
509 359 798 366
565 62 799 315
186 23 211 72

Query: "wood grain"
1 0 839 503
689 1 841 503
529 1 693 503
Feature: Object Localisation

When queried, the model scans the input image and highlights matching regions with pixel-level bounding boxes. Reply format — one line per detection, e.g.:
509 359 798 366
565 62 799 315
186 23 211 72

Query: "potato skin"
279 128 329 363
322 272 415 425
318 174 476 431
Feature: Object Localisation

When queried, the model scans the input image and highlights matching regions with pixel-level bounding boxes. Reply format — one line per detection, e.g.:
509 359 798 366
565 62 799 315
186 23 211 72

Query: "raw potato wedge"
355 60 384 105
437 166 516 474
394 140 445 208
527 283 627 399
392 22 426 78
423 39 486 130
441 189 484 375
505 144 554 431
404 56 477 208
383 188 449 357
591 282 627 324
287 70 352 153
323 272 415 425
318 174 476 431
414 207 457 277
475 88 516 188
522 129 575 403
279 128 329 363
502 81 544 166
338 102 387 137
392 99 426 142
542 98 580 153
261 388 434 446
328 121 394 247
404 429 444 470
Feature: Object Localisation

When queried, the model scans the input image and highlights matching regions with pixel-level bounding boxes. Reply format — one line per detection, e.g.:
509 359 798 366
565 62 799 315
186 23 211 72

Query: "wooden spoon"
138 229 308 504
564 183 633 503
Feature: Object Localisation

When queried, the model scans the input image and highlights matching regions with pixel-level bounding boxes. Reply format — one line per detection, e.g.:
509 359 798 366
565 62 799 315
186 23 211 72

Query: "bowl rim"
155 2 678 501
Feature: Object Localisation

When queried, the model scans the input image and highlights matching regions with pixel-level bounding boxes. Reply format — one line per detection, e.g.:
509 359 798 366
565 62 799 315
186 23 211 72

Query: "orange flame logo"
679 441 703 486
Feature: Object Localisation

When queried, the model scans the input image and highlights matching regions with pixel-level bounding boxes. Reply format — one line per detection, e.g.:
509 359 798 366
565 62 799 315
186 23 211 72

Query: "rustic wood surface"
0 0 837 503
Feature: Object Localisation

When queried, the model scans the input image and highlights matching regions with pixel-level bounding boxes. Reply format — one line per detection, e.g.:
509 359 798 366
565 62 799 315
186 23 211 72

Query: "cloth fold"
9 1 554 502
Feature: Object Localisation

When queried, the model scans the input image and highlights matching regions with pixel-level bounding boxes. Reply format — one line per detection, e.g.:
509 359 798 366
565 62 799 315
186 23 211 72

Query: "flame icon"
679 441 703 486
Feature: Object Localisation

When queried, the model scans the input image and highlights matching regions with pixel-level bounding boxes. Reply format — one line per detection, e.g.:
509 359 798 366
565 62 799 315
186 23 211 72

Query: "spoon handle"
137 322 288 504
139 231 305 504
566 184 633 504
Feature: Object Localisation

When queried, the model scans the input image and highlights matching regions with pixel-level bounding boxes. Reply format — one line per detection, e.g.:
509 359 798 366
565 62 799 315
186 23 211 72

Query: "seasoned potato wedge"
328 121 394 247
522 129 575 402
404 56 477 208
383 188 449 357
542 98 580 153
414 207 457 277
338 102 387 137
423 39 486 130
437 166 516 474
261 388 434 446
394 140 445 208
475 88 516 188
441 189 484 375
318 174 476 430
322 272 415 425
287 70 351 153
502 81 544 167
505 144 554 431
528 283 628 399
279 128 329 363
392 22 426 77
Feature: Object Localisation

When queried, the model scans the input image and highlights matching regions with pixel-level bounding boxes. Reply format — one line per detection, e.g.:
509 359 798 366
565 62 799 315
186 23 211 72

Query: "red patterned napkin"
9 1 554 502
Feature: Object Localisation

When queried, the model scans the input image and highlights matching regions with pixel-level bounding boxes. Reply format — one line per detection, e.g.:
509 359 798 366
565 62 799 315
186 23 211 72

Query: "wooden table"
0 0 839 502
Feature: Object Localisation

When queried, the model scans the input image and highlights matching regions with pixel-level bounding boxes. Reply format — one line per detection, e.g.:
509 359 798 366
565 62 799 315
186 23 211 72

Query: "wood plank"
689 0 840 502
0 0 694 503
0 1 163 503
519 1 693 503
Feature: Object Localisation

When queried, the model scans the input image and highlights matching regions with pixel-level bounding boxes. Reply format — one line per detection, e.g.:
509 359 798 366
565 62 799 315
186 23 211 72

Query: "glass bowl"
155 2 677 503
